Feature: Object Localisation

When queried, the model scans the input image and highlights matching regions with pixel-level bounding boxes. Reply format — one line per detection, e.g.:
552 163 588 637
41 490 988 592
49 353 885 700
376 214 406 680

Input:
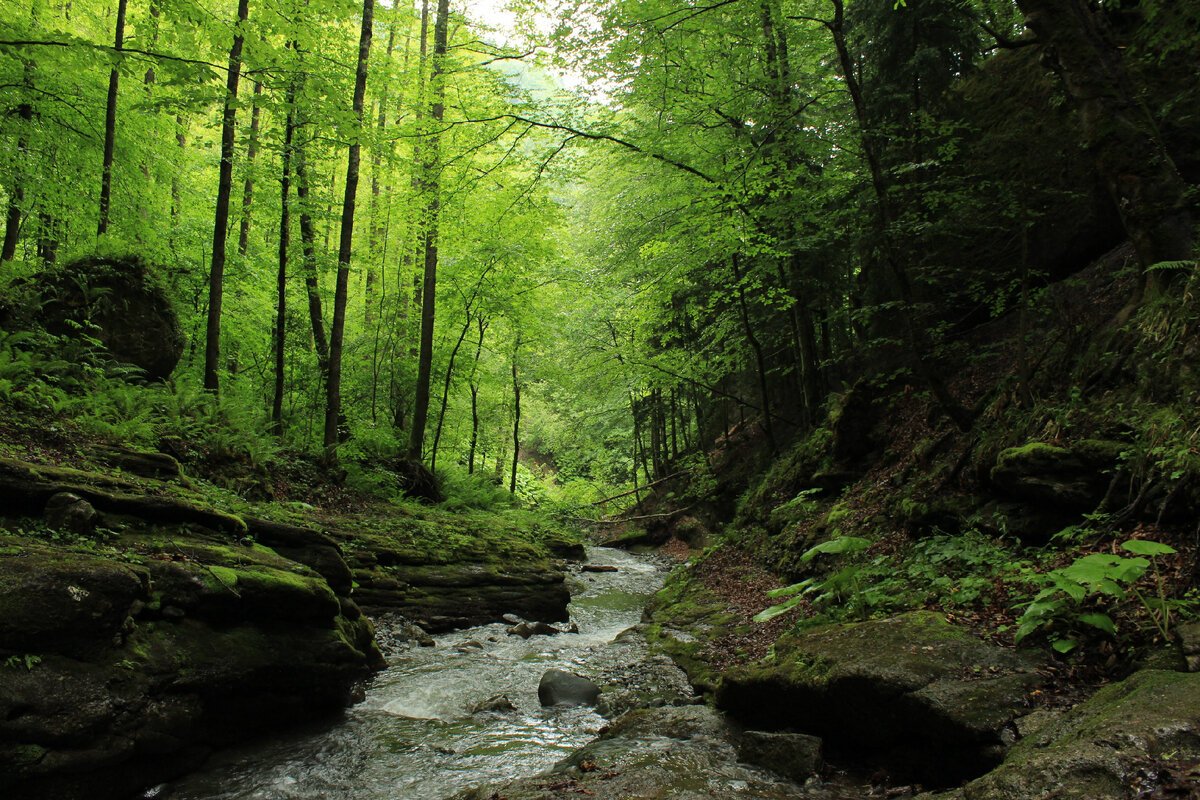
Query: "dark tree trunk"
294 132 328 373
366 22 396 327
816 0 973 432
430 313 471 473
237 79 264 257
170 114 186 246
731 253 776 453
407 0 450 461
1 91 31 262
37 212 58 265
467 316 487 474
1016 0 1193 301
273 73 299 435
203 0 250 393
509 336 521 494
97 0 128 237
324 0 374 455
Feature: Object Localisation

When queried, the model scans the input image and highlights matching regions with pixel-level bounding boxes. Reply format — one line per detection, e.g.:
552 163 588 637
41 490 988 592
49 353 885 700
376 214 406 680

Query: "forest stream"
160 546 676 800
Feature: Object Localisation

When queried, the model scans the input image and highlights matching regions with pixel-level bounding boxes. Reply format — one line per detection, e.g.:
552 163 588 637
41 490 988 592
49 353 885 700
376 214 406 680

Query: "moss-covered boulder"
715 612 1043 785
642 562 743 694
989 440 1125 513
0 551 148 658
0 530 383 800
920 670 1200 800
32 255 185 381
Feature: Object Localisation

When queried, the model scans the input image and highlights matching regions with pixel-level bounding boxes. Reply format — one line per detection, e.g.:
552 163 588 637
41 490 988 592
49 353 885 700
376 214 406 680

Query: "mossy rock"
0 547 149 658
716 612 1044 786
924 670 1200 800
32 255 184 381
989 440 1125 512
642 563 741 693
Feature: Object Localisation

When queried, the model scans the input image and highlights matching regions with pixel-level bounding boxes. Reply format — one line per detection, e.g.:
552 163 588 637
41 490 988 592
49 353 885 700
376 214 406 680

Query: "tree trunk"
170 114 186 247
366 21 396 327
818 0 973 432
731 252 776 452
509 335 521 494
407 0 450 461
237 79 264 257
1 88 31 262
294 131 328 373
273 73 299 435
467 316 487 474
203 0 250 393
97 0 128 237
324 0 374 455
1016 0 1193 300
430 312 472 473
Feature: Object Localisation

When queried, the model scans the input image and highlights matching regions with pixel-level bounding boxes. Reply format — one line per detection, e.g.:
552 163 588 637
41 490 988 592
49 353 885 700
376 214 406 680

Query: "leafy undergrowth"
0 336 582 567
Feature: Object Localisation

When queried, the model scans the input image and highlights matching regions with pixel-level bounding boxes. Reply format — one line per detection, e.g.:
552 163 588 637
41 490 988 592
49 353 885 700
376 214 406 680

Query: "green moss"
994 442 1071 469
2 743 48 769
205 565 239 589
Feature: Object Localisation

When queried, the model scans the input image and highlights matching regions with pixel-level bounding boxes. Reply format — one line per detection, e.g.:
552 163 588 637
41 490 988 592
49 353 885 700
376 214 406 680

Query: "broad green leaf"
1078 612 1117 636
800 536 870 563
1121 540 1177 557
753 593 805 623
1052 638 1078 654
766 579 817 599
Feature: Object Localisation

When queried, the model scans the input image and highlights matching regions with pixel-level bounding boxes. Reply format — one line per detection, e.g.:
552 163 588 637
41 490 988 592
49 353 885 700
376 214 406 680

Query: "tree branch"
0 39 230 72
450 114 718 184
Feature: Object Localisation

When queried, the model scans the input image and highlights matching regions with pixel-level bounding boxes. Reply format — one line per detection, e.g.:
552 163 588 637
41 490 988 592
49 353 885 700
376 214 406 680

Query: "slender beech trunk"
509 335 521 494
170 114 186 245
294 132 328 372
467 316 487 475
323 0 374 455
203 0 250 393
669 388 678 459
237 79 264 257
136 2 160 226
430 312 471 473
1 88 31 262
407 0 449 461
366 22 396 326
395 0 430 373
762 0 821 425
97 0 128 236
731 252 776 452
1015 0 1192 304
273 73 299 434
37 212 58 265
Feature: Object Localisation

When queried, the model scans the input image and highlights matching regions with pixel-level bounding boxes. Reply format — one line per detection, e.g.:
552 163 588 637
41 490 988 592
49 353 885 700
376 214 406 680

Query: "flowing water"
165 546 671 800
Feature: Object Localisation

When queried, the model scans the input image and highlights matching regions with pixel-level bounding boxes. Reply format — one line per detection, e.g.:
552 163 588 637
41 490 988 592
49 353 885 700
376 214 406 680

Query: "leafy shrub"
1014 539 1179 653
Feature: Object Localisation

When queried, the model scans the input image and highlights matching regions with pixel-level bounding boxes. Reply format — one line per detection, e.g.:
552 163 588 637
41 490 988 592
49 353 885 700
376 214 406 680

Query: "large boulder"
0 528 382 800
715 612 1044 786
34 255 184 381
988 440 1126 513
920 670 1200 800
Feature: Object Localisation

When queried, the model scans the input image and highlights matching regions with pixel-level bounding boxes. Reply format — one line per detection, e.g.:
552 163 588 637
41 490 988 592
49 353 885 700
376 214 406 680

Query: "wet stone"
539 669 601 707
738 731 824 783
